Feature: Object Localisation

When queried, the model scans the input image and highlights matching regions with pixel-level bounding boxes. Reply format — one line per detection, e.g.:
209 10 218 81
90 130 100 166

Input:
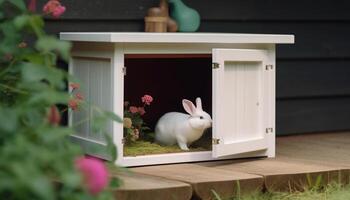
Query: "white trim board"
60 32 294 44
121 149 268 167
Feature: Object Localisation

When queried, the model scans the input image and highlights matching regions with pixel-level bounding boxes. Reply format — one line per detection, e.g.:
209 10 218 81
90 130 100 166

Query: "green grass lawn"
212 184 350 200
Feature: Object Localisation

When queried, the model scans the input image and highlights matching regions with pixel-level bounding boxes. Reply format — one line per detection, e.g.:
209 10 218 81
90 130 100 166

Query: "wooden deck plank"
196 132 350 192
132 164 263 200
277 132 350 168
199 158 346 192
110 171 192 200
111 132 350 199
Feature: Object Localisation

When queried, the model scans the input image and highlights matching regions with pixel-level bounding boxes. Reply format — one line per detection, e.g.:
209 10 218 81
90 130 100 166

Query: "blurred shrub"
0 0 121 199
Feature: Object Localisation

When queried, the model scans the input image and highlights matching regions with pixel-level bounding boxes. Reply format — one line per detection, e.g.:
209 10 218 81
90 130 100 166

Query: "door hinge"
265 64 274 70
212 62 219 69
266 128 274 133
212 138 220 145
122 66 127 76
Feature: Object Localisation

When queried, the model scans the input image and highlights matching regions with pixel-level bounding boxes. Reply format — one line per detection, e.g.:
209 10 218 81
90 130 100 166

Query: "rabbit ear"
196 97 203 111
182 99 196 115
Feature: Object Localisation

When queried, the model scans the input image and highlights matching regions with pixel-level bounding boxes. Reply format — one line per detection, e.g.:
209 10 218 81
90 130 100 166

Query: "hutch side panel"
70 57 114 159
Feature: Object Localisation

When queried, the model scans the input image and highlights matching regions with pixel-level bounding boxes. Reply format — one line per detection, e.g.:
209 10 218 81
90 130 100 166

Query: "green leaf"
14 14 44 33
21 53 46 65
27 90 69 105
126 128 133 135
109 178 121 188
17 81 50 92
20 62 65 88
8 0 26 11
132 116 143 127
103 111 122 123
140 126 151 131
39 127 74 143
314 175 323 190
29 15 44 32
104 134 117 161
110 143 117 161
30 176 55 200
61 172 81 188
211 190 223 200
23 107 44 127
0 106 18 132
91 116 106 133
36 36 72 61
0 22 21 54
14 15 30 29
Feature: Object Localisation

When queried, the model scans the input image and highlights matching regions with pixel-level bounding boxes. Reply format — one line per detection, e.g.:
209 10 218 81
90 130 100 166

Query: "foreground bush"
0 1 121 199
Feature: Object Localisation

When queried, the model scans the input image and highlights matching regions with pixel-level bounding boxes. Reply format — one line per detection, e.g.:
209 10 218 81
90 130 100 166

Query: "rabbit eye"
200 116 204 119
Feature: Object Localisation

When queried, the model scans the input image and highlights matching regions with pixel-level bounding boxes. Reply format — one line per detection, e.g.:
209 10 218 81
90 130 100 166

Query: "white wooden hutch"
60 32 294 166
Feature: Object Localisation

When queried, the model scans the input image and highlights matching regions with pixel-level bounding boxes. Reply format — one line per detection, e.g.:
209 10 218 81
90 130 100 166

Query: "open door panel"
212 49 272 158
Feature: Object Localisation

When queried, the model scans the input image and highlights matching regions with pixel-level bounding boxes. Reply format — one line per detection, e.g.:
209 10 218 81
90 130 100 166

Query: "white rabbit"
155 97 212 150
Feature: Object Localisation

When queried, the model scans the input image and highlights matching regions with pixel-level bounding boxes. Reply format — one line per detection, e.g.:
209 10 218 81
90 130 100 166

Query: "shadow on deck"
112 132 350 200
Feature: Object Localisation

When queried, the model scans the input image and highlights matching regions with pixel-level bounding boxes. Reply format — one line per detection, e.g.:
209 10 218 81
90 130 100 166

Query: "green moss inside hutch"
123 131 212 157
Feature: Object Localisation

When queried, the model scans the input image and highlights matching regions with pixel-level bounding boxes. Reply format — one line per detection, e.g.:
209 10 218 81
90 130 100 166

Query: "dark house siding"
47 0 350 135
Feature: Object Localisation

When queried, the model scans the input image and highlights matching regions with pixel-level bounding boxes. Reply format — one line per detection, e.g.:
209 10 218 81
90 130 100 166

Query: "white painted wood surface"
71 58 90 139
112 43 126 165
212 49 271 158
70 57 113 159
60 32 294 44
65 32 293 166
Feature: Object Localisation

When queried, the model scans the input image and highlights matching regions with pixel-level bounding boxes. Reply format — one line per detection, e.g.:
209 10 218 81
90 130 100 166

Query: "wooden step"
199 158 347 192
110 170 192 200
132 164 263 200
109 132 350 199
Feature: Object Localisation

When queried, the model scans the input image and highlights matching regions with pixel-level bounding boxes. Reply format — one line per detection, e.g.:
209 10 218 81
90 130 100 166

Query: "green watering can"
168 0 200 32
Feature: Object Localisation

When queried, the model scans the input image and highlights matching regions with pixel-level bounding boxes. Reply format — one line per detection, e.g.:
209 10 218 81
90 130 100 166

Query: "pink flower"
43 0 66 18
28 0 36 12
129 106 138 114
138 107 146 115
75 157 109 195
68 99 79 111
75 93 84 101
141 95 153 105
52 5 66 18
47 105 61 126
43 0 59 13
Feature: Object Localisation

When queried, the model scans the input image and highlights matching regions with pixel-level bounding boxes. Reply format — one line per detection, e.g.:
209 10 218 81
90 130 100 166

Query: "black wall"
47 0 350 135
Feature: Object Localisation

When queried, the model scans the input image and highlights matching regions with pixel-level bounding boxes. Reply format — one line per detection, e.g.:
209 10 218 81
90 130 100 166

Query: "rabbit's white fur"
155 97 212 150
